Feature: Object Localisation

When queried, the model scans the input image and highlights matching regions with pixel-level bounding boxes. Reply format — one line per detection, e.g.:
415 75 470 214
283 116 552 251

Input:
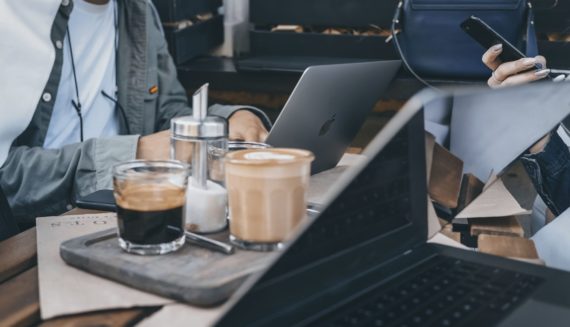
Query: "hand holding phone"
461 16 554 82
461 16 537 65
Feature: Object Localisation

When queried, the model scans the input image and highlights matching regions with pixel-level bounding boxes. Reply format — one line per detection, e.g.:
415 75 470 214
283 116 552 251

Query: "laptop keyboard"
317 256 543 327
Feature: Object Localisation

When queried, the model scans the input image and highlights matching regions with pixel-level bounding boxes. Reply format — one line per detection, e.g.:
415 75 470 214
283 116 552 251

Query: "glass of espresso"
113 160 188 255
225 148 314 251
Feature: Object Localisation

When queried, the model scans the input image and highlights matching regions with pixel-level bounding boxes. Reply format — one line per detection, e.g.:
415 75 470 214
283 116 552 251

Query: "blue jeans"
521 132 570 216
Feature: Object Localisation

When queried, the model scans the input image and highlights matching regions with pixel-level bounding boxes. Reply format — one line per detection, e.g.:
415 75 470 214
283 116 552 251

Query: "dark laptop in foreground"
266 60 401 174
215 83 570 327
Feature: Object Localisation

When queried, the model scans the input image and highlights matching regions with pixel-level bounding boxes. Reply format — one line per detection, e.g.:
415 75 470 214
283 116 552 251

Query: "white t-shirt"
44 0 119 149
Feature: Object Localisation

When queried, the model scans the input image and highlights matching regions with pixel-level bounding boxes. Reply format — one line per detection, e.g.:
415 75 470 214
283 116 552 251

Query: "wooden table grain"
0 228 36 284
0 209 158 327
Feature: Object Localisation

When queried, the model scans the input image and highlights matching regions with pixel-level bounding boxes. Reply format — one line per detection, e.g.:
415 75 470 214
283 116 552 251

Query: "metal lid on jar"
171 115 228 139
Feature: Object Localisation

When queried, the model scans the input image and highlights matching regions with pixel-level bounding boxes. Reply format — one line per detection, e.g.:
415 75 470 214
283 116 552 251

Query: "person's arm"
0 135 138 224
520 132 570 216
147 3 271 140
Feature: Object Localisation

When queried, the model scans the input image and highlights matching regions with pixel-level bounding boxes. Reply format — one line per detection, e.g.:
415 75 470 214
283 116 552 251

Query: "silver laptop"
266 60 401 174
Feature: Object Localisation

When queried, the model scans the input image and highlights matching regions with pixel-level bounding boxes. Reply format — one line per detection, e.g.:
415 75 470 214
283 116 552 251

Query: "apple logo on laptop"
319 114 336 137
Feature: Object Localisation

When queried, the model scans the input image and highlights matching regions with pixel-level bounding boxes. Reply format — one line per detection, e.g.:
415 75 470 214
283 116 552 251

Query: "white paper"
450 82 570 182
532 208 570 272
483 172 499 191
428 233 471 251
139 303 223 327
426 198 442 239
455 177 531 219
36 214 172 319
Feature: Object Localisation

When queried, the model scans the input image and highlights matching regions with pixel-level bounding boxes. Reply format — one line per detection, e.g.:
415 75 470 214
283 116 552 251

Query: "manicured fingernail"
492 44 503 52
535 69 550 77
553 75 566 82
523 58 537 66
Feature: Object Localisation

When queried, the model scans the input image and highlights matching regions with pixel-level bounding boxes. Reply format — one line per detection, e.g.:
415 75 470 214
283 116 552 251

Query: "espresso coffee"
225 149 314 250
115 184 186 245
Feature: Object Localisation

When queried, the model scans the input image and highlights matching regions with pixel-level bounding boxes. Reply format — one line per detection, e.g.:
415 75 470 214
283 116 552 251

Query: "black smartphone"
460 16 547 71
76 189 117 212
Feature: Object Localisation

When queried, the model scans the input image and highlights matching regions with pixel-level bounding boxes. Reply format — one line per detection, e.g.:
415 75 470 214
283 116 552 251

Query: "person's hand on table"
482 44 549 89
137 130 171 160
136 110 269 160
228 110 269 142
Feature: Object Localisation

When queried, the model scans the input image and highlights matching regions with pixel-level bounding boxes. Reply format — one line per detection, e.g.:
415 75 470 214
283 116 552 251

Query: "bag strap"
391 1 442 91
525 3 539 57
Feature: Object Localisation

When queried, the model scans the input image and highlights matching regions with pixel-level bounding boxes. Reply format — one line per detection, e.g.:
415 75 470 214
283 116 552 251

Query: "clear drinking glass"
113 160 188 255
225 148 314 251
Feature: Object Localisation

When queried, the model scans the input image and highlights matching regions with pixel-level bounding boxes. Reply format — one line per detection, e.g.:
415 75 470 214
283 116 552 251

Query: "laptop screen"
217 109 427 326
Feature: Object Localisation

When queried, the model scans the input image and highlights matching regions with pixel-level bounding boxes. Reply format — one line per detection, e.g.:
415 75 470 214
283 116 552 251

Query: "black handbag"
391 0 538 83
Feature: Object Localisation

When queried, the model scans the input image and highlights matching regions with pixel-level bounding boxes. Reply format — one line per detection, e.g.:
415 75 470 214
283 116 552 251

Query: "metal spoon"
167 226 235 255
184 230 235 255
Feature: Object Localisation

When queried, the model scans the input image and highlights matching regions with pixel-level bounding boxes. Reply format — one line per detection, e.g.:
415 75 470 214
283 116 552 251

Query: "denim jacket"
520 131 570 217
0 0 270 224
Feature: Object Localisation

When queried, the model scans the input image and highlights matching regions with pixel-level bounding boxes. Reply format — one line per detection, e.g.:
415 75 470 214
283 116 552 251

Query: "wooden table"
0 209 162 327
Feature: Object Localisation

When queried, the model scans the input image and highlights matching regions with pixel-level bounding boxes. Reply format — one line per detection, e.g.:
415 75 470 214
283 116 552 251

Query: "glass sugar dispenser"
170 83 229 233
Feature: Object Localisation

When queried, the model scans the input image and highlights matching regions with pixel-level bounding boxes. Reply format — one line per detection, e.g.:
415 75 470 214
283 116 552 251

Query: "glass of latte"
225 148 314 251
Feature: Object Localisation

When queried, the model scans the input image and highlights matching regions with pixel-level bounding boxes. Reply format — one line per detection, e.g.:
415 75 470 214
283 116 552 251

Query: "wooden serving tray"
60 229 274 307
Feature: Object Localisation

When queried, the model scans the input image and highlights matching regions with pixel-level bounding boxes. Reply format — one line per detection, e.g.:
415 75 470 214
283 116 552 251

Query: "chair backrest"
0 186 18 242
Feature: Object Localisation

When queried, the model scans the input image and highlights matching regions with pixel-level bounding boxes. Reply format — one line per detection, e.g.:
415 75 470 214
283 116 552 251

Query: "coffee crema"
115 184 186 245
